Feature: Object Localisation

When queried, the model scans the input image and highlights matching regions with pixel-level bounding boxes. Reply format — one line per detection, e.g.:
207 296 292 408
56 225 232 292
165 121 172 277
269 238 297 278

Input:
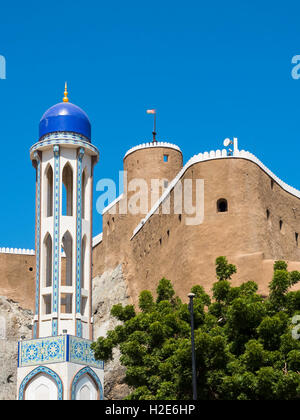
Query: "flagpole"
153 112 157 143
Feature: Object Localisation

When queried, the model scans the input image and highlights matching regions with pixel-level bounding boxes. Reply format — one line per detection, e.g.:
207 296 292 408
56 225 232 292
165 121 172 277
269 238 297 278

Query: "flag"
146 109 156 114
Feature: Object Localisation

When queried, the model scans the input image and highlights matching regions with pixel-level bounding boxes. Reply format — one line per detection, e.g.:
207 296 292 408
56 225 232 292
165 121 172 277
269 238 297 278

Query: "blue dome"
39 102 91 141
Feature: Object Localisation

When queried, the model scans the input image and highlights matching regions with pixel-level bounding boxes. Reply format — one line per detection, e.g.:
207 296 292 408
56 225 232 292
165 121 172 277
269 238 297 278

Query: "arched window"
82 169 88 220
81 236 86 289
61 231 73 286
44 234 52 287
217 198 228 213
62 163 73 216
45 165 53 217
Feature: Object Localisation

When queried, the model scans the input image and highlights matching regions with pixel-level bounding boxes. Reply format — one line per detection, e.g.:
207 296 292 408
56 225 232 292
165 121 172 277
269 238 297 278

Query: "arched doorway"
19 366 63 400
74 375 98 400
71 367 103 400
26 374 58 400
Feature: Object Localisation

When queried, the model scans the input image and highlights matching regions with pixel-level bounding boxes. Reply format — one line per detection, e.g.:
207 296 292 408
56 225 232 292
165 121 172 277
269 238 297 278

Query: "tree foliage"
91 256 300 400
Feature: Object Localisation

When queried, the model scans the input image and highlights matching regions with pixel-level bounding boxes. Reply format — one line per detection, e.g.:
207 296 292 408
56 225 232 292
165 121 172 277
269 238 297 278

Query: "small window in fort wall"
163 154 169 162
217 198 228 213
266 209 270 219
295 232 299 246
279 220 283 232
271 179 274 190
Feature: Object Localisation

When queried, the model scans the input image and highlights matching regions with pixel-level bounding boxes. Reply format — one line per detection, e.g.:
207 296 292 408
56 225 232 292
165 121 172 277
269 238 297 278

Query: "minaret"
16 87 104 400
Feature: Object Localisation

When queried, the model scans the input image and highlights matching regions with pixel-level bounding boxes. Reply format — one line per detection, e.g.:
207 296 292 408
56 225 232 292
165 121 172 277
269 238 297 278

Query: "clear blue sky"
0 0 300 249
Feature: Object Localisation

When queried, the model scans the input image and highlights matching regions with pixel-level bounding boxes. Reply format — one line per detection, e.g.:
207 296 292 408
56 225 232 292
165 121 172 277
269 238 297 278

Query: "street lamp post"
188 293 197 400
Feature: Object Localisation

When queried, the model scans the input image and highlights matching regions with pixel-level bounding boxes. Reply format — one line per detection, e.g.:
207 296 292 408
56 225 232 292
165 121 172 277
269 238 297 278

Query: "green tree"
91 258 300 400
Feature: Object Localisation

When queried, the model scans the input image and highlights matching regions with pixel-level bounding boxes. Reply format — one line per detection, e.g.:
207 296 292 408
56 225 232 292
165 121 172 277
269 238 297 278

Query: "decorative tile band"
30 133 99 160
33 152 41 338
76 148 85 337
68 336 103 369
18 335 104 370
18 366 63 400
71 366 103 400
52 145 60 336
19 336 66 367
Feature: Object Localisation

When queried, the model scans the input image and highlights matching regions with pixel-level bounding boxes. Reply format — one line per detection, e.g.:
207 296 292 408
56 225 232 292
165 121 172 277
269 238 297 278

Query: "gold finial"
63 82 69 103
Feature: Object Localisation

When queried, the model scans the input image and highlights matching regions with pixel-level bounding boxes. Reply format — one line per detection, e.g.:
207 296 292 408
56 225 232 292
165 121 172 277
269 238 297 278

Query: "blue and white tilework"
30 132 99 160
19 336 66 367
18 335 104 370
75 148 85 337
52 145 60 336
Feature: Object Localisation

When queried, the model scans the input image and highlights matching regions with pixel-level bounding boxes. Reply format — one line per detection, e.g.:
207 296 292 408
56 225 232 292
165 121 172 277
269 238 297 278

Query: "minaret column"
17 89 103 400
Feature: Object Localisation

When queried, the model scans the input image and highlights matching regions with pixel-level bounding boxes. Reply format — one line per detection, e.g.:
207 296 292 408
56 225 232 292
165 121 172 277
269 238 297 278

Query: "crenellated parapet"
0 247 35 255
124 141 181 159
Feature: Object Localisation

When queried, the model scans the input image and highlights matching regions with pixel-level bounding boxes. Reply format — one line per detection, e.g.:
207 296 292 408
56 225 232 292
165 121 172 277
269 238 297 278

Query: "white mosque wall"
17 361 104 400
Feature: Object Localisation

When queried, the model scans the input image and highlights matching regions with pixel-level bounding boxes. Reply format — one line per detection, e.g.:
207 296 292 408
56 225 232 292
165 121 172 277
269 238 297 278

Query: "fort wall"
2 147 300 312
127 157 300 303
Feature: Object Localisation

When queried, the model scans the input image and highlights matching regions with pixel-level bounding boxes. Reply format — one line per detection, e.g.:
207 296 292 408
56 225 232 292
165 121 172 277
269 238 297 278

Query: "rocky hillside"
0 297 33 400
92 264 131 400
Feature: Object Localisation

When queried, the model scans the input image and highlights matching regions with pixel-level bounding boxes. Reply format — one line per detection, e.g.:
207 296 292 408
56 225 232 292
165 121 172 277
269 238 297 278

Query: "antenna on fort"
223 137 238 156
146 109 157 142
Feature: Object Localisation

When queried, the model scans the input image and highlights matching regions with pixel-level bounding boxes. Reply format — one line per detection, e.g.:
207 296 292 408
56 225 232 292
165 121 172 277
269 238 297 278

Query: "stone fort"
2 140 300 311
0 91 300 399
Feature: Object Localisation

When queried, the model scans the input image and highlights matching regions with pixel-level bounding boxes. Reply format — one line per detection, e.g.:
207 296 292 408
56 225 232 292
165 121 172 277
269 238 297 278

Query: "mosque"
16 85 104 400
1 85 300 400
